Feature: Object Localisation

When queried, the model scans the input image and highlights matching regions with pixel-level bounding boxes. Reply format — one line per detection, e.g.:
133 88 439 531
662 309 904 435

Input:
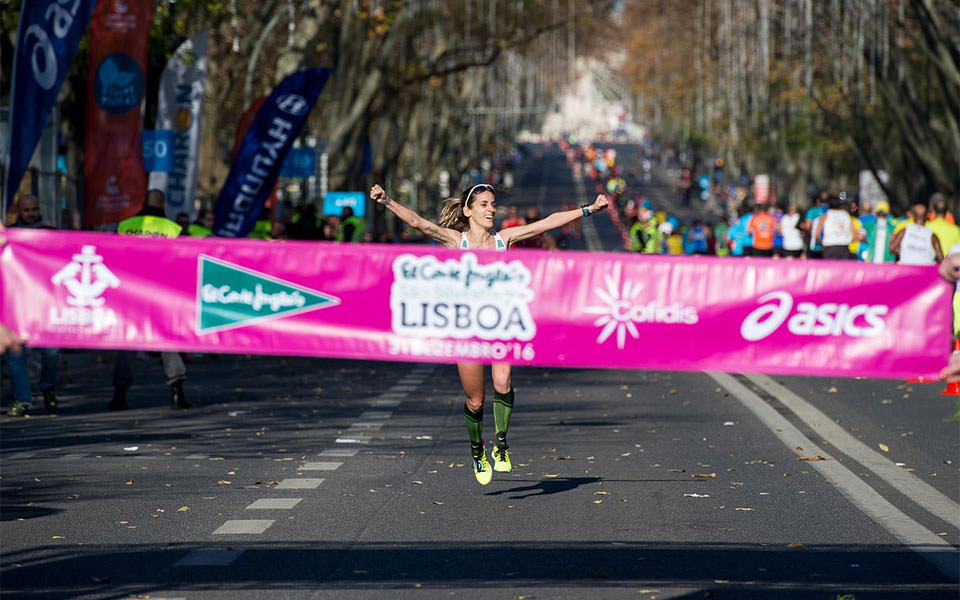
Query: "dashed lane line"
212 520 274 535
275 478 324 489
372 399 401 407
710 371 958 582
245 498 302 510
360 410 393 419
298 461 342 471
320 448 358 457
746 373 960 530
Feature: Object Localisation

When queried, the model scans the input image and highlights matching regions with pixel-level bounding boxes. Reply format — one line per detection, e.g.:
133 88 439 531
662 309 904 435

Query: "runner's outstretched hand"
370 184 388 204
591 194 610 213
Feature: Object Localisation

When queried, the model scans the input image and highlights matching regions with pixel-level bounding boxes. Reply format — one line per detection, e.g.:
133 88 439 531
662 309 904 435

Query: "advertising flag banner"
148 30 208 223
83 0 153 226
213 68 331 238
1 229 952 381
4 0 97 213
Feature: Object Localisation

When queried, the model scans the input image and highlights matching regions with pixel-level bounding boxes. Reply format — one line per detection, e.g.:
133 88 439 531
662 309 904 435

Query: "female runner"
370 183 609 484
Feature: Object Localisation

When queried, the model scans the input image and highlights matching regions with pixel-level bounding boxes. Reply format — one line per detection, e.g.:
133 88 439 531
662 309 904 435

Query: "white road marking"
710 372 958 581
8 452 35 459
746 373 960 529
396 377 423 385
299 461 342 471
275 478 324 489
320 449 358 457
372 399 401 408
245 498 302 510
185 454 208 459
174 548 245 566
60 453 88 460
212 520 274 535
574 174 603 252
335 437 370 444
389 385 417 392
347 423 383 432
359 410 393 419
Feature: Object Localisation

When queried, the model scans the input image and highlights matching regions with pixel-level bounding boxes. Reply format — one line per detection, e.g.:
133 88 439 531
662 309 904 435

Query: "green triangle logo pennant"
196 255 340 335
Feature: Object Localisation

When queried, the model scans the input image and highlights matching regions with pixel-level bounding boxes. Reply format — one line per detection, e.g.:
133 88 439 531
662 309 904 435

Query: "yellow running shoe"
473 441 493 485
492 443 512 472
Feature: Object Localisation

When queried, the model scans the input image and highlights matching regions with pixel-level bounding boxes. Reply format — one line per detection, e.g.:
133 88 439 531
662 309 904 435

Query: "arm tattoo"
426 225 439 234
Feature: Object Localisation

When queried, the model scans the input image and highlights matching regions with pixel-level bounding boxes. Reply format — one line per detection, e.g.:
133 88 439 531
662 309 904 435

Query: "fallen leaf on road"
177 506 190 512
787 542 805 548
593 500 603 504
669 389 680 395
735 507 755 511
594 491 609 495
52 535 64 539
683 493 710 498
692 473 717 479
125 479 134 485
411 481 423 485
827 386 838 393
878 443 890 453
798 456 831 461
432 501 443 505
217 480 232 485
544 473 559 478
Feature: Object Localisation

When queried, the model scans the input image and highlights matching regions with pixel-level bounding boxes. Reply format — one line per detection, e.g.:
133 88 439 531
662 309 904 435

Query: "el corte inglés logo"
196 255 339 334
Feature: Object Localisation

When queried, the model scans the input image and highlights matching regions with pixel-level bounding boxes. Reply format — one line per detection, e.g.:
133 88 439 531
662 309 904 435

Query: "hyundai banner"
5 0 97 213
213 68 331 237
0 229 951 380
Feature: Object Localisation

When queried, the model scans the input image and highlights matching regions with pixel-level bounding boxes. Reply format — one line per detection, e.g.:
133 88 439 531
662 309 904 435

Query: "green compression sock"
463 403 484 456
493 388 515 442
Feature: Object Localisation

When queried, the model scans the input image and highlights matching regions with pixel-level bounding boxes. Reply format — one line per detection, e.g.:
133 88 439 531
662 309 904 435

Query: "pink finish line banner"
1 229 952 379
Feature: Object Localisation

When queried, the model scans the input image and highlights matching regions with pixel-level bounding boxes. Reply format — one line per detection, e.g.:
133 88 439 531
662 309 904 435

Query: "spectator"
513 208 557 250
175 211 190 234
684 219 710 255
861 201 899 263
927 193 960 253
804 192 828 258
747 203 776 257
111 189 191 410
337 206 365 242
890 201 943 265
631 209 660 254
501 204 524 229
815 193 855 260
778 202 804 258
5 195 60 416
188 209 215 237
288 204 324 240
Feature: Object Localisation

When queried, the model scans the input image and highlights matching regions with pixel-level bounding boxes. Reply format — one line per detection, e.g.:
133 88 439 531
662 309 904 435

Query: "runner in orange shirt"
747 203 777 257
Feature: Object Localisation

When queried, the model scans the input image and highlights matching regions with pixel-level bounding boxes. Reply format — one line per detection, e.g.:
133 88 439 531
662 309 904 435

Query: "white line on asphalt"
377 392 408 398
8 452 35 459
61 453 88 460
746 373 960 529
335 437 370 444
299 461 342 471
245 498 302 510
174 548 245 566
574 176 603 252
396 377 423 385
275 478 324 489
212 520 274 535
372 399 401 408
389 385 417 392
185 454 208 459
709 372 958 581
320 449 358 457
359 410 393 419
347 423 383 432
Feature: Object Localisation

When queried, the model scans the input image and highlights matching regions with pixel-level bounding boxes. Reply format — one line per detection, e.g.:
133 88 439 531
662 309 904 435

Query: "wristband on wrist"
581 204 592 217
383 196 392 206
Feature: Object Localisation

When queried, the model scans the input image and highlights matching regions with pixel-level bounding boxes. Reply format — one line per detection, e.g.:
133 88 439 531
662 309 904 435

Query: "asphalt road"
1 144 957 599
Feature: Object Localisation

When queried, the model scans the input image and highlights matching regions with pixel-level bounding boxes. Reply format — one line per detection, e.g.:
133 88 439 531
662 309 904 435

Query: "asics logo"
740 291 888 341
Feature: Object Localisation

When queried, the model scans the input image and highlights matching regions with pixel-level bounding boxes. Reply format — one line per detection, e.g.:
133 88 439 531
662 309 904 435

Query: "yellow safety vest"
117 215 182 238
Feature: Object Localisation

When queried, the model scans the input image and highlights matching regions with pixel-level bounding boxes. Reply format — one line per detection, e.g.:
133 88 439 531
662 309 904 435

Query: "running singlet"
821 210 853 247
461 231 507 250
898 223 936 265
747 213 776 250
780 212 804 251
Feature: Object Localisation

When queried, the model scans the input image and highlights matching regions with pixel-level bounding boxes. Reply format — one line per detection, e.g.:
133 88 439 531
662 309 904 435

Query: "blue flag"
4 0 97 212
214 68 332 237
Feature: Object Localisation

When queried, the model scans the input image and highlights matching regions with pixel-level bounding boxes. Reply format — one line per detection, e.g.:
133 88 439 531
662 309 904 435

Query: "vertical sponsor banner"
0 229 952 381
148 30 208 223
4 0 97 213
83 0 154 227
213 68 331 238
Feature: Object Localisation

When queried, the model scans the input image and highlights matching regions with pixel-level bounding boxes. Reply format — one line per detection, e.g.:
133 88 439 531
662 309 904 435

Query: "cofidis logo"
390 253 535 341
740 291 888 341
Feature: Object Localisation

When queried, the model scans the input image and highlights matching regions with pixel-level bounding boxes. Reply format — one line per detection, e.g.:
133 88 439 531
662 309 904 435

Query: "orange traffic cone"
943 338 960 396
